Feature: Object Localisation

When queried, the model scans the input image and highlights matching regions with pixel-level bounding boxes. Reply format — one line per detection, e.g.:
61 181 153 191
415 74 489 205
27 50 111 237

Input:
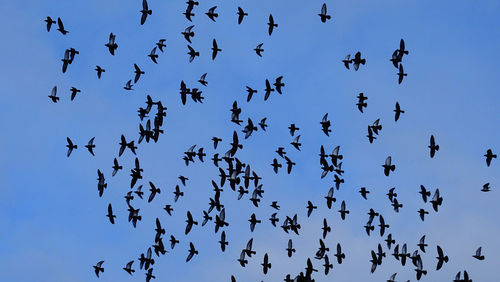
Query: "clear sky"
1 0 499 281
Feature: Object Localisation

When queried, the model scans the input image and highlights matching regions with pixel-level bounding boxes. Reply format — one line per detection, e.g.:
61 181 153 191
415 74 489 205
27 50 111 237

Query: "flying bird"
237 7 248 24
268 14 278 35
57 17 68 34
48 86 59 103
211 39 221 60
45 16 56 32
318 3 331 22
429 135 439 158
140 0 152 25
105 33 118 55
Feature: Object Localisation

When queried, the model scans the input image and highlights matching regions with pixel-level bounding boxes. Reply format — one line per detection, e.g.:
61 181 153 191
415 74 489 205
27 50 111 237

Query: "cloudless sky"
1 0 499 281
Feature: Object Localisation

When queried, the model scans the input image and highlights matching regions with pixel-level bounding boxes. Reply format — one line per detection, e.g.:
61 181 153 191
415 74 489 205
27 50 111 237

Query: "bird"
133 64 144 83
274 76 285 94
261 253 271 274
473 247 485 260
246 86 257 102
254 43 264 57
156 39 166 52
95 66 105 79
219 231 228 252
124 80 133 91
106 203 116 224
61 49 70 73
484 149 497 167
45 16 56 32
122 261 135 275
342 54 352 69
481 183 491 192
182 25 195 43
359 187 370 199
356 93 368 112
291 135 302 151
419 185 431 202
429 135 439 158
140 0 152 25
48 86 59 103
436 245 449 270
268 14 277 35
418 235 428 252
66 137 77 157
56 17 68 34
112 158 122 176
394 102 405 121
186 242 198 262
264 79 275 101
306 201 317 217
69 87 81 101
397 64 407 84
198 73 208 86
237 7 248 24
382 156 396 176
149 47 158 63
211 39 221 60
105 32 118 55
352 52 366 71
206 6 218 22
85 137 96 156
93 261 104 277
338 200 349 220
187 45 199 62
318 3 331 22
286 239 296 257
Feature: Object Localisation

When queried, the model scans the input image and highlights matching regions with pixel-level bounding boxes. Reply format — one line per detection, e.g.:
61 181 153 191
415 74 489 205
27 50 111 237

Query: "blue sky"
1 0 499 281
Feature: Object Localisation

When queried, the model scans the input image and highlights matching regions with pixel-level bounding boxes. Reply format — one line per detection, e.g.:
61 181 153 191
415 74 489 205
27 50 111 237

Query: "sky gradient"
1 0 499 281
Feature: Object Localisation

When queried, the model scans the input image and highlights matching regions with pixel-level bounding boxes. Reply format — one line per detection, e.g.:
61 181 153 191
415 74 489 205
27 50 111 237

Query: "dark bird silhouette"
148 47 158 64
291 135 302 151
397 64 407 84
306 201 317 217
318 3 331 22
246 86 257 102
473 247 485 260
49 86 59 103
356 93 367 112
379 215 389 236
262 253 271 274
61 49 70 73
249 213 261 232
268 14 278 35
163 204 173 216
322 218 331 239
112 158 122 176
69 87 80 101
430 188 443 212
259 118 268 131
481 182 491 192
338 200 349 220
484 149 497 167
237 7 248 24
148 181 161 203
185 211 198 235
182 25 195 43
57 17 68 34
198 73 208 86
429 135 439 158
359 187 370 199
274 76 285 94
140 0 152 25
352 52 366 71
45 16 56 32
156 39 166 52
206 6 218 22
123 261 135 275
106 203 116 224
124 80 133 91
418 235 428 253
187 45 199 62
105 32 118 55
325 187 336 209
418 209 429 221
394 102 405 121
342 54 352 69
254 43 264 57
436 245 449 270
95 65 105 79
419 185 431 202
85 137 95 156
335 243 345 264
186 242 198 262
320 113 332 136
219 230 228 252
382 156 396 176
134 64 144 83
264 79 275 101
211 39 221 60
93 261 104 277
66 137 77 157
286 239 296 257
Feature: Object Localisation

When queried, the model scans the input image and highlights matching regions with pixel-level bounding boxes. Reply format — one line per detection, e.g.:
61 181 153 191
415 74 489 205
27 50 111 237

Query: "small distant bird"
112 158 122 176
473 247 485 260
237 7 248 24
66 137 77 157
484 149 497 167
352 52 366 71
85 137 96 156
259 118 268 131
148 47 158 64
429 135 439 158
206 6 218 22
394 102 405 121
342 54 352 69
254 43 264 57
397 64 407 84
359 187 370 199
261 253 271 274
123 261 135 275
382 156 396 176
198 73 208 86
57 17 68 34
289 124 299 136
356 93 367 112
267 14 277 35
211 39 221 60
318 3 331 22
48 86 59 103
182 25 195 43
106 203 116 224
124 80 133 91
264 79 275 101
187 45 199 62
274 76 285 94
105 32 118 55
134 64 144 83
45 16 56 32
156 39 166 52
140 0 152 25
436 245 449 270
70 87 81 101
95 66 105 79
291 135 302 151
481 183 491 192
93 261 104 277
186 242 198 262
419 185 431 202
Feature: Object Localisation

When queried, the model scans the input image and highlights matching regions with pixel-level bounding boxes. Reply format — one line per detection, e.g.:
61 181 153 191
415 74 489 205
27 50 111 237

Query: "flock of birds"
45 1 497 281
